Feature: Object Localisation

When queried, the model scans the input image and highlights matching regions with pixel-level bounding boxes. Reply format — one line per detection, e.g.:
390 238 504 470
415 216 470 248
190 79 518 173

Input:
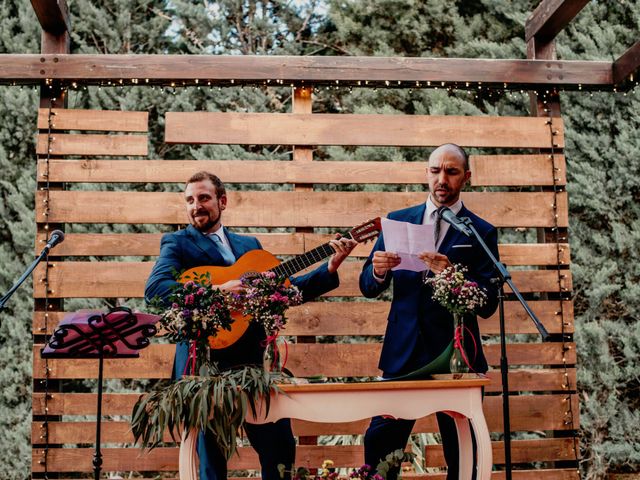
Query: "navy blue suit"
145 224 339 480
359 203 499 479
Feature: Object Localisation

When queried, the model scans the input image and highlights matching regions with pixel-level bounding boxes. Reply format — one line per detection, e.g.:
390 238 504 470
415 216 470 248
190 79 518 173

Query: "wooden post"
291 86 318 452
32 2 70 478
527 26 579 476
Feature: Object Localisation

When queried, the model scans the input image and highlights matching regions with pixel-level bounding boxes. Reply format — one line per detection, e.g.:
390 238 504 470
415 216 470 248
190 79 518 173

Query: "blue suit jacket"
145 225 339 376
359 203 499 377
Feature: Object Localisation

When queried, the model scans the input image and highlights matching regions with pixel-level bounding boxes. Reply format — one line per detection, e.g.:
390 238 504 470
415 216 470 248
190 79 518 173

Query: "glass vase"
450 313 469 378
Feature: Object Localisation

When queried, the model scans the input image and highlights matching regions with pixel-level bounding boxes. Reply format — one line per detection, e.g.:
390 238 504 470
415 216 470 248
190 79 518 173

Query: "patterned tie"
210 234 235 266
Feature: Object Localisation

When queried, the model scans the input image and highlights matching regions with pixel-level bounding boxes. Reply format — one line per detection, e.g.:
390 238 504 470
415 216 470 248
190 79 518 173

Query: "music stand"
41 306 160 480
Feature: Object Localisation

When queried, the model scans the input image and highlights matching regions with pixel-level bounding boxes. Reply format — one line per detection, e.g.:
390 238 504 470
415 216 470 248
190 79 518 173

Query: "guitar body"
177 217 381 350
179 249 284 349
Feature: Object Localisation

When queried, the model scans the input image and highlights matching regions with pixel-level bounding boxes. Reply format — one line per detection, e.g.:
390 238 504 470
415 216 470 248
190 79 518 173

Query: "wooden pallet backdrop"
31 94 578 479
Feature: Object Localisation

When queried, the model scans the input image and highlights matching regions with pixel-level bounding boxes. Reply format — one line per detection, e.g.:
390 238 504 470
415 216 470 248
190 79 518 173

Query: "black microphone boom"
0 229 65 318
438 206 473 237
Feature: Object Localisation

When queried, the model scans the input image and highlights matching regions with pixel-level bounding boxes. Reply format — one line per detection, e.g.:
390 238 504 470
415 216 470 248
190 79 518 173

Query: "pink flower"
184 294 195 305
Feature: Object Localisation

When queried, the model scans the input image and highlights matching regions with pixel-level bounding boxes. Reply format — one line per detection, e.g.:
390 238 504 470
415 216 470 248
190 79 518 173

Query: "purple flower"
182 309 192 319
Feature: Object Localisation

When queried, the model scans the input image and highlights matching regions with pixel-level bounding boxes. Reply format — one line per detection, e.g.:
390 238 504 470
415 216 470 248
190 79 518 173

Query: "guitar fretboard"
270 240 344 278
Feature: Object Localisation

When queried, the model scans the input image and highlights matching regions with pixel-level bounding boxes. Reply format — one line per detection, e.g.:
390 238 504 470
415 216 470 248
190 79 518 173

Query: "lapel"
437 204 469 256
185 225 225 265
402 203 427 225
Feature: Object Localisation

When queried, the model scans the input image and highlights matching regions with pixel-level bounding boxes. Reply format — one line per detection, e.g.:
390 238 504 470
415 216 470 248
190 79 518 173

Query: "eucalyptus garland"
131 364 279 459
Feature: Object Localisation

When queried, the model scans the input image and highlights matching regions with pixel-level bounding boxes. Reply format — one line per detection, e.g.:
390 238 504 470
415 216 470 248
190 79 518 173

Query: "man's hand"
216 279 244 293
418 251 452 274
372 251 401 278
327 234 358 273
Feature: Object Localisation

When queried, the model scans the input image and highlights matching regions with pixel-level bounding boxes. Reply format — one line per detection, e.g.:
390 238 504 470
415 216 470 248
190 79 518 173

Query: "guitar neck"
270 236 350 278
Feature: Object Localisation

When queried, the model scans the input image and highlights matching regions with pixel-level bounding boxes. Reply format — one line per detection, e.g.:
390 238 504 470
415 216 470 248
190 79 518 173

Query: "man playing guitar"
145 171 358 480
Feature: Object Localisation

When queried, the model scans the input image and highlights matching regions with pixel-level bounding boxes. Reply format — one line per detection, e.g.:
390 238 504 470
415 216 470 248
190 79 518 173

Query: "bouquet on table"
424 263 487 375
157 273 233 375
230 270 303 371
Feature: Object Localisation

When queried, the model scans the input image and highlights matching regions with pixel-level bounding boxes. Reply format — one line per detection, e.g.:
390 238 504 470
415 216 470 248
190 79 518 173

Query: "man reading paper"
359 144 500 479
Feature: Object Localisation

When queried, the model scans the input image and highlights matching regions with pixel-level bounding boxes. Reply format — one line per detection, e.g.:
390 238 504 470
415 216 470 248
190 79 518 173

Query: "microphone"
44 230 65 251
438 207 473 237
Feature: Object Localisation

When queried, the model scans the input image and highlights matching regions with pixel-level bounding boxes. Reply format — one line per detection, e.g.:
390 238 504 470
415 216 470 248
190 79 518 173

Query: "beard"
191 209 221 233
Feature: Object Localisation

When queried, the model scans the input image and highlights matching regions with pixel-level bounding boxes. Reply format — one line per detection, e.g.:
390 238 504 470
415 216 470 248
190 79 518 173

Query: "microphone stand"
0 242 57 323
459 217 549 480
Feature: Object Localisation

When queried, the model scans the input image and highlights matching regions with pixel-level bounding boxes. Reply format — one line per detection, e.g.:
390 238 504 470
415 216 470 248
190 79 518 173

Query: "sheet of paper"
381 217 437 272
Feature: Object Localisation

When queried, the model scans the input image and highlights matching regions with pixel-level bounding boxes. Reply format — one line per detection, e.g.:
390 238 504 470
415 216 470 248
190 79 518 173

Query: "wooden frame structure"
18 0 636 479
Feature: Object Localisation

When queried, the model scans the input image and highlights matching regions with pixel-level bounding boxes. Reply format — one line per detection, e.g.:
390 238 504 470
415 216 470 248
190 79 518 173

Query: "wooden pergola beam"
525 0 589 42
613 41 640 85
0 54 614 90
30 0 70 35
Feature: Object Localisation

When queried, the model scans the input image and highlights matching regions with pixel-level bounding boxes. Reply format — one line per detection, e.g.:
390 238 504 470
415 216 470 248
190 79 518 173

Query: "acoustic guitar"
180 218 382 349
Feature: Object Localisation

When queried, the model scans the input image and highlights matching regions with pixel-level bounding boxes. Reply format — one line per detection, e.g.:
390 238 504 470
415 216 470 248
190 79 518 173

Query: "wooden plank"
32 393 579 444
32 438 577 472
418 469 579 480
498 243 570 266
33 342 577 379
32 260 571 298
35 190 569 227
34 389 578 419
30 0 70 35
3 54 613 88
36 133 148 156
613 41 640 85
34 230 570 267
165 113 564 149
525 0 590 41
37 108 148 132
425 437 578 466
33 299 574 336
470 154 566 186
37 155 566 186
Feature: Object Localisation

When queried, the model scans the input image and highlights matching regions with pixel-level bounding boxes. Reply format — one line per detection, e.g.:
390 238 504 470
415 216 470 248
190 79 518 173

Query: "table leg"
469 415 492 480
451 414 474 480
180 428 199 480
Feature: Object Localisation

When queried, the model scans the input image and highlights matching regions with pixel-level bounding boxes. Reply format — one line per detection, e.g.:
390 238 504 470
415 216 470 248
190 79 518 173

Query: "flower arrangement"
424 263 487 375
161 278 233 342
152 272 233 374
230 271 303 336
424 263 487 316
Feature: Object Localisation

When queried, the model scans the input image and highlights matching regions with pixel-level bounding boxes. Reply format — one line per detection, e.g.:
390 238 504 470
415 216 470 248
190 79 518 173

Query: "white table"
180 377 492 479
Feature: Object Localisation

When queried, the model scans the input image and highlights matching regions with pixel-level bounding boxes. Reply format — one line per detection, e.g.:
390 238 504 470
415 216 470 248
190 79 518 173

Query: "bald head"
427 143 471 207
429 144 469 171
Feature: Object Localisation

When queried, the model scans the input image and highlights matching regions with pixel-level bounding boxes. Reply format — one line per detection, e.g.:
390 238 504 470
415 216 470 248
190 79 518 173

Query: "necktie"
433 209 442 249
210 234 235 266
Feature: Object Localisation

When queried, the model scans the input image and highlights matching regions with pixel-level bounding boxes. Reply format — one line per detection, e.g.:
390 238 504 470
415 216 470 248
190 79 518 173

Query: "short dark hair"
186 171 226 198
435 143 470 171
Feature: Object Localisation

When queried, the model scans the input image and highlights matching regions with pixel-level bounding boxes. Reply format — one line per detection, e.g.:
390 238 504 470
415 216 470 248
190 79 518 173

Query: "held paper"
381 217 437 272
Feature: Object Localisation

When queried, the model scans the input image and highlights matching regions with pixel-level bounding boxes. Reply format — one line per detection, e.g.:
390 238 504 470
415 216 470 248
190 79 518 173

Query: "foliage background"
0 0 638 479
